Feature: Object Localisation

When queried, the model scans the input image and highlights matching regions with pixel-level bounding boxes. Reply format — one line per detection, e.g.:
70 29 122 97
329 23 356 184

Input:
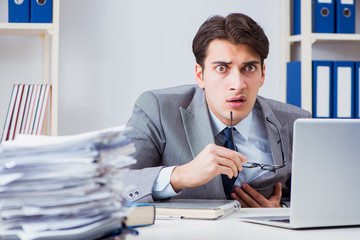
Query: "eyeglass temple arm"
266 117 286 167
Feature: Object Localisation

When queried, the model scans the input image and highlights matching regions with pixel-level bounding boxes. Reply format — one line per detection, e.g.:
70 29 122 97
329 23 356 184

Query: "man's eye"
216 65 227 73
244 65 256 72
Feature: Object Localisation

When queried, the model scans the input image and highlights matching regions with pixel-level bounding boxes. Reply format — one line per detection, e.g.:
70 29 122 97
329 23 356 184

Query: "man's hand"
230 182 282 208
170 144 248 192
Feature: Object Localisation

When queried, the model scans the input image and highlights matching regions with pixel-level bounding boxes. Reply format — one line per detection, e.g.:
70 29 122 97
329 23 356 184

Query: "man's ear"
195 64 205 89
259 63 266 87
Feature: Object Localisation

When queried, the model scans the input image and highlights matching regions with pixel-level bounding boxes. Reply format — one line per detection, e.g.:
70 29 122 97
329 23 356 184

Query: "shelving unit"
281 0 360 114
0 0 59 136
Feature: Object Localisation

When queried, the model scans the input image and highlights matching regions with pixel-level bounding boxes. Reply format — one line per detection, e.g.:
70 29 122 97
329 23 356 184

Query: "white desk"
127 208 360 240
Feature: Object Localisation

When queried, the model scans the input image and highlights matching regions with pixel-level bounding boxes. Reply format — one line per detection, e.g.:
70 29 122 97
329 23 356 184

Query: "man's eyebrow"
243 60 261 65
211 61 232 65
211 60 261 65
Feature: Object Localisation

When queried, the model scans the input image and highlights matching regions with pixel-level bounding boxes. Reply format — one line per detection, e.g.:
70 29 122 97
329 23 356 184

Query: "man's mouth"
227 96 246 103
226 96 246 108
230 99 244 103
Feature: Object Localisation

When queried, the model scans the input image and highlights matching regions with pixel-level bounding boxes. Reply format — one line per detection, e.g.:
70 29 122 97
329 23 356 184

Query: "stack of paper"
0 126 136 240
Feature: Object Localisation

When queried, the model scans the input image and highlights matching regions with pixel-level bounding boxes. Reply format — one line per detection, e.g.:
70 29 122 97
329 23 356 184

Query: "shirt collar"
209 109 253 141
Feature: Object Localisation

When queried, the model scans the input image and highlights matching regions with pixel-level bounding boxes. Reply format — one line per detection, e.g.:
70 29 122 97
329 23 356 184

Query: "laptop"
241 118 360 229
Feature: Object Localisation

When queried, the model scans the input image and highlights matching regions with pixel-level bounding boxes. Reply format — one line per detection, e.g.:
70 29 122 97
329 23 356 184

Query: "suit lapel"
179 88 225 198
179 89 214 159
249 98 291 197
256 97 290 167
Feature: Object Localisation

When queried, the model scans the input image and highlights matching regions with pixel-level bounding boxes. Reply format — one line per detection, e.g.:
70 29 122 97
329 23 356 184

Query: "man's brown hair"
192 13 269 69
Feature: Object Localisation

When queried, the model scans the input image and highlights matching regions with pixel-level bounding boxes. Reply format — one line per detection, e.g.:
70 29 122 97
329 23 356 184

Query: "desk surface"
127 208 360 240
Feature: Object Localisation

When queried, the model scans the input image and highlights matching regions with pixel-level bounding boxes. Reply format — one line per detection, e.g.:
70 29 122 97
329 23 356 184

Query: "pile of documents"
0 126 136 240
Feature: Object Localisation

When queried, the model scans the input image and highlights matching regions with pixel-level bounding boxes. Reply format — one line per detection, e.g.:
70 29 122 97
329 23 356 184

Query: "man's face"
195 39 265 126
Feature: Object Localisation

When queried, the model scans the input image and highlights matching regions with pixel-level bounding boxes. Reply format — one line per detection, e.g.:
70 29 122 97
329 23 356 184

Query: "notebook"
154 199 241 220
241 118 360 229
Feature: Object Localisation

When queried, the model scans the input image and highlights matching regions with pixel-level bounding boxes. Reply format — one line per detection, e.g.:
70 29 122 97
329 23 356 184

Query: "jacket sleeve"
121 91 166 202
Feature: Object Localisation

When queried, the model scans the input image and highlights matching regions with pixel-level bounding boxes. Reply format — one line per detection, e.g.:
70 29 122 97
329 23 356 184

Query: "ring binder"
30 0 53 23
8 0 30 23
312 0 335 33
355 62 360 118
286 61 301 108
335 0 356 33
312 61 333 118
292 0 301 35
333 61 355 118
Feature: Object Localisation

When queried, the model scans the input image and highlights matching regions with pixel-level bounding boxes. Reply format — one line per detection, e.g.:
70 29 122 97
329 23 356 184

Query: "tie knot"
223 127 233 141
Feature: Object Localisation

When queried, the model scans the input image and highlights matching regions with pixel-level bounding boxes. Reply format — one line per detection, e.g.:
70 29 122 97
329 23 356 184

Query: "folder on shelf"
24 84 40 134
312 0 335 33
14 84 29 139
335 0 356 33
355 62 360 119
35 84 51 135
312 61 333 118
30 0 53 23
1 85 19 142
333 61 355 119
292 0 301 35
1 84 52 141
8 84 24 141
30 84 43 134
8 0 30 23
32 84 46 134
20 85 34 134
286 61 301 108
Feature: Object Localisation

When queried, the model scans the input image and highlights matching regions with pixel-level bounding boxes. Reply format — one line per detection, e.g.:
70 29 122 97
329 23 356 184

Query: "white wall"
0 0 283 135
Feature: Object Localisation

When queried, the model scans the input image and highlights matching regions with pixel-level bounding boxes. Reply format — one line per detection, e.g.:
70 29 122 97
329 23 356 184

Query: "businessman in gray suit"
123 13 311 207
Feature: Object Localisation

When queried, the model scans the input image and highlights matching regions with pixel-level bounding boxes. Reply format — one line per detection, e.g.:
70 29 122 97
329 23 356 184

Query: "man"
122 13 311 207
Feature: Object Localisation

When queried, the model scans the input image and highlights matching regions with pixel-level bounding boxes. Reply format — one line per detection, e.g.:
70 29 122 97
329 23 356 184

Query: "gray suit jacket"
122 85 311 202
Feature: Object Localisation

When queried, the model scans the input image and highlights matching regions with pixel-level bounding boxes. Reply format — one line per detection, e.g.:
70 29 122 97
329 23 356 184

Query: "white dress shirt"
152 105 273 200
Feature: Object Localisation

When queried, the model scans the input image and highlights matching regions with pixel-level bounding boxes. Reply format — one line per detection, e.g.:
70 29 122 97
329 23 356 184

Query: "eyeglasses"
229 112 286 172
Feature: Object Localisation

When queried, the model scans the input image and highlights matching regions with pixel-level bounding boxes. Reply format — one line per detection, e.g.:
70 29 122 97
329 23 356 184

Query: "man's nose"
229 70 246 90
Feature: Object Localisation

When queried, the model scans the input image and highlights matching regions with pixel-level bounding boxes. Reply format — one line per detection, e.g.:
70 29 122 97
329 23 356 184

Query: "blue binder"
30 0 53 23
333 61 355 119
312 0 335 33
335 0 356 33
313 61 333 118
355 62 360 118
293 0 301 35
8 0 30 23
286 61 301 107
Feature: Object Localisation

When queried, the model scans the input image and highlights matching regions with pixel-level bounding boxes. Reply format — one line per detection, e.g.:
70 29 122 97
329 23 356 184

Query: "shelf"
289 33 360 43
0 0 59 136
0 23 54 36
282 0 360 116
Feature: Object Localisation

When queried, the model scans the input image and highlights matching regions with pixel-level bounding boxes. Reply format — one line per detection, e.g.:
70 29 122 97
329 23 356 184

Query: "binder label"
319 0 332 3
337 67 352 118
341 0 354 4
317 66 331 117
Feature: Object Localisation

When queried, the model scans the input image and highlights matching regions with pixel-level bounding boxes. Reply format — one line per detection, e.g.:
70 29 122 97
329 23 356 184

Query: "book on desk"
125 202 156 227
154 199 241 220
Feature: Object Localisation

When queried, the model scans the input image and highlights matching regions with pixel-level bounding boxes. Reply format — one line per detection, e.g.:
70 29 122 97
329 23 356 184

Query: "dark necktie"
221 127 237 199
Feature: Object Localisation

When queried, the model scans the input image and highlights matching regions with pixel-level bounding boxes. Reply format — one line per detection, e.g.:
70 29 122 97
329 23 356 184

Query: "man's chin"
231 109 251 123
